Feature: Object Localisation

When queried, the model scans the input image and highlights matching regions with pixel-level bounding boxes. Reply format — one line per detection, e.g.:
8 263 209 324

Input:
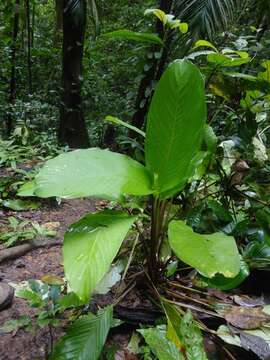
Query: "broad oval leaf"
2 199 39 211
17 181 36 197
34 148 153 200
63 211 136 301
145 60 206 198
138 325 183 360
193 39 218 52
50 306 113 360
104 29 164 46
207 53 250 67
168 220 240 278
205 258 250 290
179 22 188 34
144 9 167 24
164 303 208 360
93 261 124 295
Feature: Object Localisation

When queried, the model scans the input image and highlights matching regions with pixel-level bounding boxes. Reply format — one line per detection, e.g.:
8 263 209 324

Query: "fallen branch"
0 239 62 264
114 305 161 324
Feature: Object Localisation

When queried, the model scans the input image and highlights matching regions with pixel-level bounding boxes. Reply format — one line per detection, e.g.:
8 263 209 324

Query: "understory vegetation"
0 1 270 359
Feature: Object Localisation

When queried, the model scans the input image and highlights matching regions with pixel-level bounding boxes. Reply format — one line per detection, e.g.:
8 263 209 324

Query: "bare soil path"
0 198 96 360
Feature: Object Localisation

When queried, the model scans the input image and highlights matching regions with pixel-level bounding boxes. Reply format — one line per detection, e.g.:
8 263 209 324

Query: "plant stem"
48 325 54 357
149 196 158 280
122 233 139 281
155 199 167 259
148 196 167 281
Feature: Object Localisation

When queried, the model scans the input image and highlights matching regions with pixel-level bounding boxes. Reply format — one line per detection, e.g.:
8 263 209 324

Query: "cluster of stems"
148 196 170 281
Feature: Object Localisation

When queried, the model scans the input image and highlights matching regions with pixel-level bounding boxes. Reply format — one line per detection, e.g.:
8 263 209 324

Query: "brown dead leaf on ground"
233 294 265 308
224 306 270 329
42 222 60 231
115 350 139 360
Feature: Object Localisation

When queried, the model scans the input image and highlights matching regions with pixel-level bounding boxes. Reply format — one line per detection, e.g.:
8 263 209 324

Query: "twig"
233 187 269 207
166 289 215 309
122 233 139 281
48 325 54 357
168 280 208 296
162 297 223 318
113 281 136 306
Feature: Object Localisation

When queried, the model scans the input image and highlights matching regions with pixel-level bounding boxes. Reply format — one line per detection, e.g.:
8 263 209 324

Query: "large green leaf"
164 303 208 360
207 53 250 67
138 325 184 360
17 181 36 197
50 306 113 360
168 220 240 278
145 60 206 198
104 30 164 46
63 211 136 301
1 199 39 211
204 258 250 290
34 148 153 200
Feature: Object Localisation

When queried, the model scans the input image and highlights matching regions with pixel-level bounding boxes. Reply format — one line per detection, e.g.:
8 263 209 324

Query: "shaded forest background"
1 0 268 150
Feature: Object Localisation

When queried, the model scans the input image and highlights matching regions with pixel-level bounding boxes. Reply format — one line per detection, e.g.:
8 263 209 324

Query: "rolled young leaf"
168 220 240 278
145 60 206 198
105 115 145 138
63 210 137 301
34 148 153 200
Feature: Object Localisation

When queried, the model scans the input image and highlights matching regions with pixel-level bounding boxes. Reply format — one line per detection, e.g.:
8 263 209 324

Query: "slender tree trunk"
103 125 116 149
31 1 35 47
54 0 63 45
129 0 173 136
58 0 90 148
21 11 25 48
6 0 20 135
25 0 32 94
257 14 268 42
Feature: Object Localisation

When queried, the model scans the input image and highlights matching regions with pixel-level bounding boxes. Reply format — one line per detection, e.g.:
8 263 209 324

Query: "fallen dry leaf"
41 274 64 285
115 351 139 360
233 295 265 308
224 306 270 330
240 331 270 359
43 222 60 231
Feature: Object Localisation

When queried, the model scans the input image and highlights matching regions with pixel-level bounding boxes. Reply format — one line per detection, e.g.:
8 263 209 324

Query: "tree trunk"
31 1 35 47
103 125 116 149
129 0 173 137
54 0 63 45
6 0 20 136
58 0 90 148
25 0 32 94
257 14 269 42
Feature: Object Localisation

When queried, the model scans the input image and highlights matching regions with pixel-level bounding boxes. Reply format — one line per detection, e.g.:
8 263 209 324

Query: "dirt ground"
0 198 96 360
0 198 259 360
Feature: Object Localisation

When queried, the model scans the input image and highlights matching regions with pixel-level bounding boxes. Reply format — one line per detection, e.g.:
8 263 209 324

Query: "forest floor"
0 198 96 360
0 171 266 360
